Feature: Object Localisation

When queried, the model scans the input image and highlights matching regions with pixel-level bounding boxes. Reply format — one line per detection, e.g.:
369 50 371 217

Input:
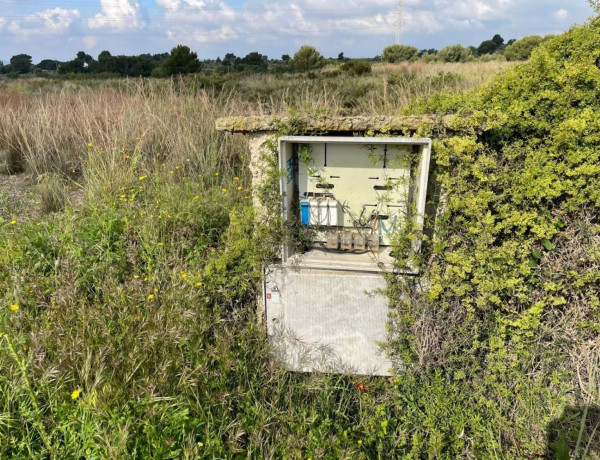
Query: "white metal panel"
265 267 393 376
297 143 411 245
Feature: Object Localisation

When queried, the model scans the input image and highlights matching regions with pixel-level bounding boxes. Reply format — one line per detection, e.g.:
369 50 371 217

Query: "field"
1 46 599 459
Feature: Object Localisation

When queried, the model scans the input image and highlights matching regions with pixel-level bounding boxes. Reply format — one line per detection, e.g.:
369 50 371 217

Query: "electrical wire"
4 24 396 37
1 0 400 13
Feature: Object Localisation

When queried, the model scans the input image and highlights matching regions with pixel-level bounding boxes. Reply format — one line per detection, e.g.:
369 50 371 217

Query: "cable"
0 1 405 14
5 24 397 37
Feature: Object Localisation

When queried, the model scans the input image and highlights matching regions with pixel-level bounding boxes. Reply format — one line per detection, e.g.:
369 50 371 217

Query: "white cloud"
6 8 80 37
83 36 99 49
89 0 144 30
153 0 521 46
553 9 568 20
0 18 6 31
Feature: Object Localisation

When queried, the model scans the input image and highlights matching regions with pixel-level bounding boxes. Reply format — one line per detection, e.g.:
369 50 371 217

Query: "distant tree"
589 0 600 14
382 44 418 63
98 50 112 61
504 35 544 61
337 52 345 61
96 50 115 73
163 45 201 76
77 51 93 64
281 54 291 62
239 51 268 72
492 34 505 48
10 54 33 74
477 40 498 55
419 48 438 56
58 51 92 74
437 44 472 63
292 45 324 72
36 59 60 71
506 38 517 47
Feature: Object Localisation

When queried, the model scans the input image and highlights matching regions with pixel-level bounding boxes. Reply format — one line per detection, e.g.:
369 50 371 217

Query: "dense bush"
340 59 372 76
504 34 544 60
437 44 472 62
382 44 419 63
390 17 600 458
291 45 325 72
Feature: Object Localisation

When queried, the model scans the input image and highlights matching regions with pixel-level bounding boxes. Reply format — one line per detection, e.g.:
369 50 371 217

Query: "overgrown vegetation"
387 16 600 458
1 18 599 458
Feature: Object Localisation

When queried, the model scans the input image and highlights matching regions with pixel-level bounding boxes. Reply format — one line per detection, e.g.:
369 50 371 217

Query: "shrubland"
0 20 599 458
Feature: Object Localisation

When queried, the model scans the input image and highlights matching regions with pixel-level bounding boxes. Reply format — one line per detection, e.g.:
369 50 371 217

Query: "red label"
266 293 272 300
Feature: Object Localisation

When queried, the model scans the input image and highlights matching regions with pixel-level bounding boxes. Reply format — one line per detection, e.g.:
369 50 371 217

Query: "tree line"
0 34 551 78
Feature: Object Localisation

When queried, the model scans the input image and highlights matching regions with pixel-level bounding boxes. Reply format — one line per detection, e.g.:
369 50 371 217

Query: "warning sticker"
266 291 280 303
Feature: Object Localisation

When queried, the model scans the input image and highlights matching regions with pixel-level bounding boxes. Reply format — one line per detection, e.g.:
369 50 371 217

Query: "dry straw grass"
0 79 254 188
0 64 509 184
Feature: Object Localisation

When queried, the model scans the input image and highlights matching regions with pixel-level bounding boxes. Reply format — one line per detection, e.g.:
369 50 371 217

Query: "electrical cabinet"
265 135 431 376
279 136 431 272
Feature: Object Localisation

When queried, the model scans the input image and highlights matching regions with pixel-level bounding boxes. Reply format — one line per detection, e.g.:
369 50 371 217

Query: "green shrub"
437 44 472 62
340 59 372 76
389 16 600 458
503 35 544 61
382 44 419 63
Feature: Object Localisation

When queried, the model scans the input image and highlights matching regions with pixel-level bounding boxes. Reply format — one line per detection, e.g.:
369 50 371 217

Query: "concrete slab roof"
216 114 450 134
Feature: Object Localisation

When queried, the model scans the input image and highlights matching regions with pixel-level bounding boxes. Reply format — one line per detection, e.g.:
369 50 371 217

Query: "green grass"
1 46 599 458
0 164 456 458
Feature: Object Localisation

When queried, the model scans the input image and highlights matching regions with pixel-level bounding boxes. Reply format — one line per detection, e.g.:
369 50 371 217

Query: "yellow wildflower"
358 440 363 445
71 389 82 400
139 176 147 181
87 142 93 147
196 282 202 287
181 273 187 279
134 275 140 279
175 166 180 170
10 305 19 312
215 172 219 176
153 288 158 293
10 220 16 225
0 333 3 339
234 176 239 181
222 188 227 193
237 186 242 191
157 242 164 246
147 294 154 300
193 195 199 200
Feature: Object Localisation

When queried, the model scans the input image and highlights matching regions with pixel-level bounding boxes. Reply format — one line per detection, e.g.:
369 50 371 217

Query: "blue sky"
0 0 595 63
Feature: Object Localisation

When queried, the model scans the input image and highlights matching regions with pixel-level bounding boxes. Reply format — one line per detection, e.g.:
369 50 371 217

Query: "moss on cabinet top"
215 114 451 134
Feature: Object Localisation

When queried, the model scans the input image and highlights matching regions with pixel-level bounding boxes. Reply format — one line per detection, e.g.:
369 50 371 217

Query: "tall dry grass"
0 63 509 186
0 80 254 189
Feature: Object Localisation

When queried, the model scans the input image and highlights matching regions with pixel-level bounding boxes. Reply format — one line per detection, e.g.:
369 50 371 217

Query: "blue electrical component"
300 201 310 225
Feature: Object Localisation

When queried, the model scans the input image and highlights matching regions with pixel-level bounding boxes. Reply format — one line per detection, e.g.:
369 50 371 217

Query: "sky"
0 0 595 63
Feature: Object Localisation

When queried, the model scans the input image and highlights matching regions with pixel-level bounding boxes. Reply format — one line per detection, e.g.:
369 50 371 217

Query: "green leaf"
532 249 542 259
542 239 553 251
529 258 538 268
554 220 566 230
